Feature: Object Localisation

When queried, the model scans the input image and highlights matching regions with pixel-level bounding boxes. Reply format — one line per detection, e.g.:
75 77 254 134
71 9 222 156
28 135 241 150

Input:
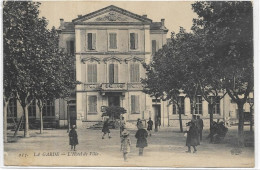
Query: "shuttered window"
87 33 96 50
88 96 97 114
109 64 118 83
109 33 117 49
28 100 36 117
87 64 97 83
172 97 185 115
152 40 157 55
66 41 74 54
191 96 203 114
130 33 138 49
130 63 140 82
7 98 17 118
209 96 220 114
131 95 140 114
43 100 55 117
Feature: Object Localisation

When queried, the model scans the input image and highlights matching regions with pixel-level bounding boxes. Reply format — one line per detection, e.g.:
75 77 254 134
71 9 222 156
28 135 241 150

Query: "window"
173 97 185 115
209 96 220 114
130 63 140 82
88 96 97 114
28 100 36 117
66 41 75 54
152 40 157 55
130 33 138 50
109 33 117 49
7 98 17 118
131 95 140 114
152 99 161 103
87 64 97 83
109 64 118 83
43 100 55 117
191 96 203 114
87 33 96 50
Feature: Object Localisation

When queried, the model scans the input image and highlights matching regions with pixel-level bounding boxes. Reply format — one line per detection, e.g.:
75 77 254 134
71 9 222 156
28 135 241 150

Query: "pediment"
73 5 152 24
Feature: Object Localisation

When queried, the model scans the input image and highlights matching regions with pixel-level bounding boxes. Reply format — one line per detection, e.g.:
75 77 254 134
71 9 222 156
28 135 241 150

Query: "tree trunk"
237 103 245 146
37 100 44 134
67 103 70 133
208 104 214 133
177 106 183 132
250 106 253 132
23 105 30 137
40 107 43 134
4 101 9 143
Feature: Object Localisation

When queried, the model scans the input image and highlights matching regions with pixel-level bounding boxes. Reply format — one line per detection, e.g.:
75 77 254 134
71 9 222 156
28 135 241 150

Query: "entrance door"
152 105 161 131
108 96 120 107
69 105 76 126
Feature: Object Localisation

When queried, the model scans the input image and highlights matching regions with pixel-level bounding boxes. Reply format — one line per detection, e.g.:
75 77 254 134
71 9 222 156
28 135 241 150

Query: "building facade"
7 5 253 129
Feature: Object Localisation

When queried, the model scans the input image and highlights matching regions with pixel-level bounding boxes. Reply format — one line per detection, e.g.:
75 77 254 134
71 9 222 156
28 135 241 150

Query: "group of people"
68 115 204 161
185 115 204 153
120 118 152 161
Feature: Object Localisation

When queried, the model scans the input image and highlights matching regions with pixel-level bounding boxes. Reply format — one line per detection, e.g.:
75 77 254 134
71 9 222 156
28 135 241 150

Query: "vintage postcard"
3 0 255 168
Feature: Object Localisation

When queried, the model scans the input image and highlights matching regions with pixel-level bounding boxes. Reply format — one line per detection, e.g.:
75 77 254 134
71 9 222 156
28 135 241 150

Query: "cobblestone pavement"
4 126 254 167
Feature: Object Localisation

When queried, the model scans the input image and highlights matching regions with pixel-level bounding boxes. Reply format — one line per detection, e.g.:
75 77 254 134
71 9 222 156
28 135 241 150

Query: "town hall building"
7 5 253 129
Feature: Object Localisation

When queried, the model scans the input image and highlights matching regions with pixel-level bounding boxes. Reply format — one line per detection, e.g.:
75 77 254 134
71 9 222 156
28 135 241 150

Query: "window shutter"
152 40 156 55
93 64 97 83
130 64 134 82
110 33 117 49
87 33 92 50
135 63 140 82
70 41 74 54
135 95 140 113
114 64 118 83
66 41 70 54
92 33 96 50
131 96 135 113
109 64 114 83
87 64 92 83
135 33 138 49
130 33 135 49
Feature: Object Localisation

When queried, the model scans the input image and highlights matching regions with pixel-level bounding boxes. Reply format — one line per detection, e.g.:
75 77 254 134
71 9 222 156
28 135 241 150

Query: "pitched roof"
72 5 152 23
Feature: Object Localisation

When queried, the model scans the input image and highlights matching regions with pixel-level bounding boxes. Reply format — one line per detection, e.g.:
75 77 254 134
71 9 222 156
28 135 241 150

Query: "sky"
38 1 198 37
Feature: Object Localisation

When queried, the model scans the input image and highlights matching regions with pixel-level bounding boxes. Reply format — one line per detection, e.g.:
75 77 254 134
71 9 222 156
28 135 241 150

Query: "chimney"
78 15 82 18
161 18 165 27
142 14 147 18
60 18 65 29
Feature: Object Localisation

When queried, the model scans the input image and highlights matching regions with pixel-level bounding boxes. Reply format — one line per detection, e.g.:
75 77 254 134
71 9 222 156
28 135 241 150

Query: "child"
69 125 78 151
121 129 131 161
102 119 111 139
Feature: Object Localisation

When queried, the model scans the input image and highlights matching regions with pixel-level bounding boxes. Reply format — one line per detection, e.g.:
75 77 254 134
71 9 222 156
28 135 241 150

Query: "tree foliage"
192 1 253 145
3 1 78 137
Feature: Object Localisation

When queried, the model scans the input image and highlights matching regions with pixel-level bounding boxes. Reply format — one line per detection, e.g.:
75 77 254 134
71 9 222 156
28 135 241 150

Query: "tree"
103 106 127 120
3 1 78 137
192 1 253 145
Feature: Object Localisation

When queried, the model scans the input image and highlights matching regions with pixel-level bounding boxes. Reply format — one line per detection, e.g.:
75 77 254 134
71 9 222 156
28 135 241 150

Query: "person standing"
147 117 153 136
120 117 126 137
121 129 131 161
185 121 200 153
102 119 111 139
69 125 78 151
135 124 148 156
197 115 204 141
136 118 143 129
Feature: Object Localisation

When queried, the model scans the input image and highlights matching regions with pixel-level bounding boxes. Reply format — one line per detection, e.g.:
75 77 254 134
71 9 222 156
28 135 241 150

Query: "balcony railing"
101 83 127 91
83 84 101 91
127 83 143 90
83 83 143 91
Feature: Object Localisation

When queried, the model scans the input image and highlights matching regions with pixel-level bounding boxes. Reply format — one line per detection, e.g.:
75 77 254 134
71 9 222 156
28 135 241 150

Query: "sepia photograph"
2 0 256 168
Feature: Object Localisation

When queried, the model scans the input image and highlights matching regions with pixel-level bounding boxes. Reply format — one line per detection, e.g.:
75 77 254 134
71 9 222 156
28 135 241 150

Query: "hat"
122 130 129 136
